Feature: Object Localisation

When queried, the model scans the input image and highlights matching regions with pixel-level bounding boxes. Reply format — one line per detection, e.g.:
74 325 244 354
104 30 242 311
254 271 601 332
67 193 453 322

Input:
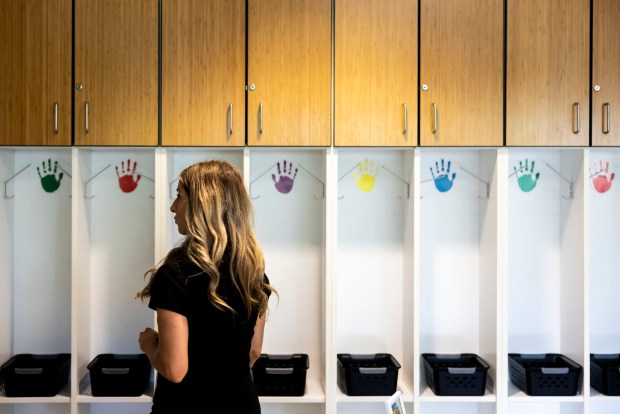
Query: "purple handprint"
272 160 298 194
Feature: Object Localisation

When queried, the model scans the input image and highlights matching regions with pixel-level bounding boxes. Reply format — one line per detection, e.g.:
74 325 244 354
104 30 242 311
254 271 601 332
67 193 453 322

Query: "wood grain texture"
335 0 418 146
420 0 503 146
592 0 620 146
247 0 331 146
506 0 590 146
74 0 158 146
162 0 246 146
0 0 72 146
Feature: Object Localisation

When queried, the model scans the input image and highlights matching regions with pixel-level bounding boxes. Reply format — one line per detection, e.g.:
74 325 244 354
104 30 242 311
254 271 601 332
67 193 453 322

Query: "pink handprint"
590 160 614 194
116 159 141 193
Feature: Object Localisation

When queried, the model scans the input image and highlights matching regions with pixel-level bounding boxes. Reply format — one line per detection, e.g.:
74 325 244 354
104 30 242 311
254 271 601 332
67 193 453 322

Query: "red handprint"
116 159 141 193
590 160 615 194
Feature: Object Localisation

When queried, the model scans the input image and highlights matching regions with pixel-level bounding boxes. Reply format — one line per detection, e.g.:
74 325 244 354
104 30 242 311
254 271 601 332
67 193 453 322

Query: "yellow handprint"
353 158 379 192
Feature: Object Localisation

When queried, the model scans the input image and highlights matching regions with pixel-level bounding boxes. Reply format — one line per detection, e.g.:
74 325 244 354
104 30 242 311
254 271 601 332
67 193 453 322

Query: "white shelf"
259 380 325 403
2 146 620 414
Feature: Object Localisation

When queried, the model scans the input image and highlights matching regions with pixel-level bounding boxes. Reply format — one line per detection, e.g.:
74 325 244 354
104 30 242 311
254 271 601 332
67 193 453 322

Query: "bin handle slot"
267 355 293 360
102 368 130 375
359 367 387 375
448 367 476 374
15 368 42 375
541 367 569 375
266 368 294 375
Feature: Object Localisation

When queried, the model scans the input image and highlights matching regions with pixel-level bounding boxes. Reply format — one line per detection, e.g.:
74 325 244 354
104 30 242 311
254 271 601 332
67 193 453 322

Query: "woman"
137 160 276 413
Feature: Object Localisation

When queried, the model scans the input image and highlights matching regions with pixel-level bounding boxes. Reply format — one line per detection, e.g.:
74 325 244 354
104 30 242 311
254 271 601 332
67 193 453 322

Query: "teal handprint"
514 159 539 192
37 159 64 193
430 159 456 192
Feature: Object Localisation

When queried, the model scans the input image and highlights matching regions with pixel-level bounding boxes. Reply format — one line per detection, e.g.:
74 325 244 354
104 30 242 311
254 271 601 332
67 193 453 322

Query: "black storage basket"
87 354 151 396
0 353 70 397
422 353 489 396
590 354 620 396
337 353 401 396
508 353 582 396
252 354 309 396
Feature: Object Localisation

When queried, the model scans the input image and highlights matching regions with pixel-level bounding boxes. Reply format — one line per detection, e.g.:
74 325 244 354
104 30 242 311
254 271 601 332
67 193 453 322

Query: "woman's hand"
139 327 159 354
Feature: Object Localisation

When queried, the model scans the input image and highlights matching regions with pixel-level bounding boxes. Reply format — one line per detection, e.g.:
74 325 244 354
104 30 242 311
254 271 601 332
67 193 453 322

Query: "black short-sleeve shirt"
148 260 269 414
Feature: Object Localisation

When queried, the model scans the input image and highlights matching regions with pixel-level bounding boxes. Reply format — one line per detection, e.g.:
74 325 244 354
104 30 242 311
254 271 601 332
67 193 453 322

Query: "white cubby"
1 146 620 414
0 148 72 414
588 149 620 414
506 148 586 413
73 148 156 414
335 148 414 414
417 148 500 412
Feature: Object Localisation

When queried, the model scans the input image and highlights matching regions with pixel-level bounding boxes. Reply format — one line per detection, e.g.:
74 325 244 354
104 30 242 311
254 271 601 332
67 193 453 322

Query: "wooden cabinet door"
335 0 417 147
247 0 331 146
592 0 620 146
74 0 158 146
162 0 245 146
420 0 503 147
0 0 71 146
506 0 589 146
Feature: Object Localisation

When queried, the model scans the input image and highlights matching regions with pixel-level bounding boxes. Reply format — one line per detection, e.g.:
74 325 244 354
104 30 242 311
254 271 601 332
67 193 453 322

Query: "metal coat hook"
58 165 72 198
337 163 359 199
83 164 111 199
3 164 31 199
249 163 277 199
140 174 156 199
459 166 490 199
297 163 325 200
381 164 410 199
169 177 179 199
545 163 574 200
419 177 435 199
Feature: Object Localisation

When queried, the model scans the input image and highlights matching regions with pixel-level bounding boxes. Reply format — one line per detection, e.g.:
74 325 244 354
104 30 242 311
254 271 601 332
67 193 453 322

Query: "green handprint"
353 158 379 192
513 159 539 192
37 159 64 193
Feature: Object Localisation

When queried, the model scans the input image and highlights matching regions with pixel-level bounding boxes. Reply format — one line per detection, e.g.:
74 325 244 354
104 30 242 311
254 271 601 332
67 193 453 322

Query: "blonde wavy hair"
137 159 276 318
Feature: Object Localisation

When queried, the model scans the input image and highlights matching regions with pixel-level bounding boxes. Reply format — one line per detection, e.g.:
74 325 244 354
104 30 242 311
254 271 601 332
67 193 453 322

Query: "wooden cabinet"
162 0 246 146
420 0 503 146
335 0 417 147
506 0 590 146
74 0 158 146
0 0 72 146
247 0 331 146
592 0 620 146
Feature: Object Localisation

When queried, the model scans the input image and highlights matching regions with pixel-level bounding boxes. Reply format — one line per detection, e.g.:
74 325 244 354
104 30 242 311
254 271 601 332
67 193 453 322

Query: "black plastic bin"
87 354 151 396
590 354 620 396
337 353 401 396
508 353 582 396
422 353 489 396
252 354 309 396
0 353 70 397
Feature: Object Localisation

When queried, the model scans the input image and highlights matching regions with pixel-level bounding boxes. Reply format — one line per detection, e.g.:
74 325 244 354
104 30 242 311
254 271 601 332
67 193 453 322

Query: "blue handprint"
430 159 456 192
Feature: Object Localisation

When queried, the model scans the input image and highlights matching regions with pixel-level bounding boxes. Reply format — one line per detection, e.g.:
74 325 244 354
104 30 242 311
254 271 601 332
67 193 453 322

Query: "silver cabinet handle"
572 103 580 134
54 102 59 134
85 102 89 134
228 102 233 135
433 102 438 134
259 102 263 135
603 103 610 134
403 103 407 135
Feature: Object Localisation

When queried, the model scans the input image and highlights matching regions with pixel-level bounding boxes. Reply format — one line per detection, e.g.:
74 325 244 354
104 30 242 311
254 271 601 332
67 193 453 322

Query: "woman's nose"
170 201 175 212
